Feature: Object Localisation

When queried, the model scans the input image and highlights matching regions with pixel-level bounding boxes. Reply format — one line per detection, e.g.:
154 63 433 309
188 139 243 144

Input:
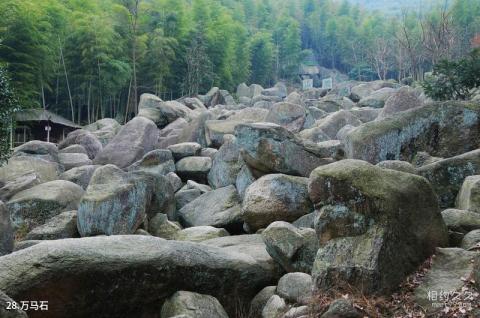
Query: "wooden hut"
11 109 80 147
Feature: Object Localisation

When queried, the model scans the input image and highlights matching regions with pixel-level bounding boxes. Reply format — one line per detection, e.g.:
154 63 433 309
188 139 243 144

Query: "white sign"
302 78 313 90
45 126 51 131
322 78 333 89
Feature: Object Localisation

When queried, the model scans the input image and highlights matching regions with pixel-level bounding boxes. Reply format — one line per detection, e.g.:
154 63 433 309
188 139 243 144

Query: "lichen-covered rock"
262 295 287 318
456 175 480 213
345 102 480 164
168 142 202 161
309 110 362 139
461 229 480 250
161 291 229 318
235 123 333 177
441 209 480 234
262 221 319 273
0 156 61 189
176 157 212 183
418 150 480 208
175 189 202 211
276 273 313 305
84 118 121 146
126 149 176 176
13 140 60 163
173 226 230 243
207 136 243 189
358 87 395 108
376 160 417 174
77 165 174 236
7 180 84 232
59 129 103 159
309 160 448 294
58 152 92 171
412 151 443 168
94 116 159 168
265 102 306 133
250 286 277 318
0 235 279 317
243 174 313 232
25 211 79 240
377 86 424 120
0 201 13 256
60 165 100 190
166 172 183 192
148 213 182 239
177 185 242 232
0 171 42 202
414 248 480 312
236 165 256 200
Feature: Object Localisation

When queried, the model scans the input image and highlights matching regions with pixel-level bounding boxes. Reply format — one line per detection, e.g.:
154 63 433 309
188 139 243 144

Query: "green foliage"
422 49 480 101
0 67 19 163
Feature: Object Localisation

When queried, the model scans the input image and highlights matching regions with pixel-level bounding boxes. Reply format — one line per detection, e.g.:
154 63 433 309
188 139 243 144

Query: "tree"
183 31 213 96
0 67 19 163
248 32 274 86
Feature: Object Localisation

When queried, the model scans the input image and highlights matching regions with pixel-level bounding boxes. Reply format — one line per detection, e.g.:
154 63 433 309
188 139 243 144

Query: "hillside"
347 0 451 14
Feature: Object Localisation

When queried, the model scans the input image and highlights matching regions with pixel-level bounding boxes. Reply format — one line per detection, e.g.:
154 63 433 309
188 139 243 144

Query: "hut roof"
15 109 81 128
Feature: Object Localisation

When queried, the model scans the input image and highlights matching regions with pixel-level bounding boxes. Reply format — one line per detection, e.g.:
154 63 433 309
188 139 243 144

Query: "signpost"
45 125 51 143
302 78 313 90
322 77 333 89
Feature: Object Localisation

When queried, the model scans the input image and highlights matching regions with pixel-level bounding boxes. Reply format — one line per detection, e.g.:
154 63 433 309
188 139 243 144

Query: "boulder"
77 165 174 236
320 299 362 318
7 180 84 232
297 126 330 143
310 110 362 139
168 142 202 160
461 229 480 250
94 116 159 168
177 185 242 233
183 97 207 111
358 87 395 108
207 136 243 189
250 84 264 98
166 172 183 192
235 123 333 177
182 180 212 193
335 125 356 141
25 211 79 240
173 226 230 243
0 290 28 318
176 157 212 183
309 160 449 294
236 165 256 200
412 151 443 168
161 291 228 318
84 118 121 146
60 165 100 190
13 140 59 163
59 129 102 159
58 152 92 171
262 221 319 273
200 147 218 159
0 235 279 317
237 83 251 99
376 160 417 174
242 174 313 232
250 286 277 318
276 273 313 305
138 94 191 128
148 213 182 239
418 150 480 208
0 201 13 256
0 156 60 189
345 102 480 164
60 144 88 155
262 83 287 99
414 248 480 312
126 149 176 176
441 209 480 234
377 86 423 120
283 306 309 318
175 189 203 211
262 295 287 318
285 92 304 106
456 175 480 213
265 102 306 133
349 107 381 123
0 171 42 202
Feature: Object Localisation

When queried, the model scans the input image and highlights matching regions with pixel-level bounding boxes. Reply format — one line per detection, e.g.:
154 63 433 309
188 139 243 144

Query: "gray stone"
358 87 395 108
235 123 334 177
283 306 309 318
60 144 88 155
138 94 191 128
183 97 207 111
243 174 313 232
376 160 417 174
309 110 362 139
7 180 84 232
184 180 212 193
265 102 306 133
59 129 103 159
236 165 256 200
321 299 362 318
58 152 92 171
126 149 176 176
309 160 449 294
0 171 42 202
412 151 443 168
207 137 243 189
0 156 60 188
461 229 480 250
176 157 212 183
0 235 279 317
377 86 423 120
345 102 480 164
178 185 242 233
237 83 251 99
292 212 317 229
25 211 79 240
250 286 277 318
13 240 42 251
175 189 202 211
418 150 480 208
200 148 218 159
456 175 480 213
262 83 287 99
174 226 230 243
166 172 183 192
441 209 480 233
168 142 202 160
276 273 313 305
84 118 121 146
414 248 479 312
149 213 182 239
0 290 28 318
161 291 228 318
14 140 59 163
262 295 287 318
0 201 13 256
349 107 381 123
60 165 100 190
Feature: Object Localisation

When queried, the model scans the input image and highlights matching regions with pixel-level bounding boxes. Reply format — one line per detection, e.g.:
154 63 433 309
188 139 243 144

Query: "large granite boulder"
265 102 306 133
177 185 242 233
276 272 313 305
13 140 59 163
173 226 230 243
377 86 424 120
59 129 103 159
94 116 159 168
7 180 84 232
60 165 100 190
235 123 333 177
138 93 191 128
160 291 229 318
207 136 243 189
309 160 449 294
25 211 79 240
168 142 202 160
307 110 362 140
176 157 212 183
345 102 480 164
242 174 313 232
58 152 92 171
126 149 176 176
456 175 480 213
358 87 395 108
0 235 279 317
418 150 480 208
77 165 174 236
0 201 13 256
84 118 121 146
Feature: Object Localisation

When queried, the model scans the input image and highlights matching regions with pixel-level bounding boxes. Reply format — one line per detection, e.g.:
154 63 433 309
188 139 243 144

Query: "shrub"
0 66 19 163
